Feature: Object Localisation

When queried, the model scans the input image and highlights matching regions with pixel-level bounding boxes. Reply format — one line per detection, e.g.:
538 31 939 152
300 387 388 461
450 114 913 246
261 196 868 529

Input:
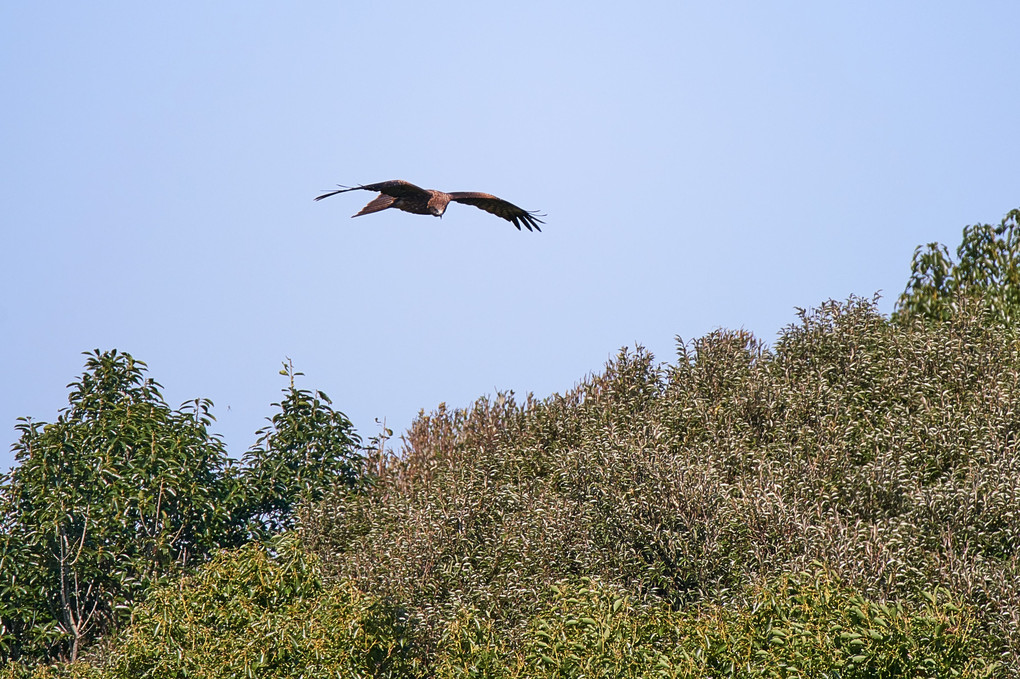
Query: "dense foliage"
298 296 1015 674
895 208 1020 324
5 298 1017 676
0 352 364 666
0 543 992 679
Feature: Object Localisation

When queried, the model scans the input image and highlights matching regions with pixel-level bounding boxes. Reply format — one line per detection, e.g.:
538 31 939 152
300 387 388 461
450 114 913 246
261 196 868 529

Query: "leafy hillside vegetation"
298 297 1013 675
3 209 1020 677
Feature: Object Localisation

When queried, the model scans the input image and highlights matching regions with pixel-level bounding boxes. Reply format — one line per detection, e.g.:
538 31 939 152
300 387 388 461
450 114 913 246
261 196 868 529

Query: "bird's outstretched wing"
314 180 431 202
447 192 545 232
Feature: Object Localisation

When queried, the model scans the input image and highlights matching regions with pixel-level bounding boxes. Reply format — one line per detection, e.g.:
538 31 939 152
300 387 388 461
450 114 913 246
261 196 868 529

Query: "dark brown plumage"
314 180 544 232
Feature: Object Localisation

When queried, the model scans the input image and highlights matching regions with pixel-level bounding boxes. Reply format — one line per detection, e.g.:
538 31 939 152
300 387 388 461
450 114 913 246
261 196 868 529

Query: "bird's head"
429 204 446 218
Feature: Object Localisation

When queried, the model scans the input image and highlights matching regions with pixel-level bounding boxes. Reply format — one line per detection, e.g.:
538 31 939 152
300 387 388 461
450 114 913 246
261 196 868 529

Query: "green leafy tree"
0 350 245 664
0 352 368 668
894 208 1020 323
239 361 365 538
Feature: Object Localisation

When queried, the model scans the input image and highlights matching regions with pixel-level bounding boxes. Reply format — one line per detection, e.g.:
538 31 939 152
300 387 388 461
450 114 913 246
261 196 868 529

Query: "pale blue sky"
2 3 1018 472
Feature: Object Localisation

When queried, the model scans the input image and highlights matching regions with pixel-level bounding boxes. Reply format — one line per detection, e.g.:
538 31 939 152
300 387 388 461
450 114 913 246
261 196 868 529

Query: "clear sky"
2 3 1019 472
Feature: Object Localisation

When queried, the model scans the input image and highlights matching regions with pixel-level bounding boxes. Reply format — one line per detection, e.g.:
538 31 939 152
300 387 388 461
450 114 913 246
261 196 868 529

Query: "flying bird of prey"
314 180 544 232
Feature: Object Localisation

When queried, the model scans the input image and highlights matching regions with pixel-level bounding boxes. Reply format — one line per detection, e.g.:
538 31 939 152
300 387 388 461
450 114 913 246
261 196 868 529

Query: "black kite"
315 180 544 232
